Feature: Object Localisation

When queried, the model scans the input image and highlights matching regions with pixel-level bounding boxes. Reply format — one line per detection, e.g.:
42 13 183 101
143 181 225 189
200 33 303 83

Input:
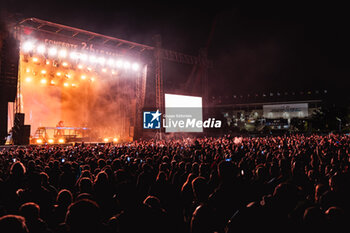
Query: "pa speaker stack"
12 113 31 145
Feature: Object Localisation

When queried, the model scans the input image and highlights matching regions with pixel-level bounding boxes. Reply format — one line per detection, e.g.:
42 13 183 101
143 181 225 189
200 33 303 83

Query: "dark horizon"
2 2 350 98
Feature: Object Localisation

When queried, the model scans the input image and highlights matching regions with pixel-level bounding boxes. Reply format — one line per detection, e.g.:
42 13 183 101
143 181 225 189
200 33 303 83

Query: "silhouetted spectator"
19 202 50 233
0 214 28 233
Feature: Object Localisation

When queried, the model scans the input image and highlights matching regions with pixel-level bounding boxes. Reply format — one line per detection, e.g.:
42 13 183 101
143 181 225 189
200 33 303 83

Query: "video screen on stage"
164 94 203 133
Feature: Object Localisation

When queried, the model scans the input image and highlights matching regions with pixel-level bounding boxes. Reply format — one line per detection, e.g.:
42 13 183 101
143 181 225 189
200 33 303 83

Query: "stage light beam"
116 60 123 68
58 49 67 58
132 63 139 71
37 44 46 54
48 47 57 56
22 41 35 52
98 57 105 65
70 51 79 60
123 61 131 69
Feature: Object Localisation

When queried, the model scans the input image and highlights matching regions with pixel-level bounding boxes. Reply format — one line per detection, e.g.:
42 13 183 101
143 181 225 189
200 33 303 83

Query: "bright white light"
123 61 131 69
48 47 57 56
70 51 79 60
22 41 35 52
107 59 115 67
116 60 123 68
36 44 46 54
89 55 97 63
58 49 67 58
80 53 88 61
165 94 202 108
98 57 105 65
132 63 139 71
164 94 203 133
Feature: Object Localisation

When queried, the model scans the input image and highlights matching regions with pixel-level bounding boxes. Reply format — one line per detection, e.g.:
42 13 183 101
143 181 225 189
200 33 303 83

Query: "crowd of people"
0 134 349 233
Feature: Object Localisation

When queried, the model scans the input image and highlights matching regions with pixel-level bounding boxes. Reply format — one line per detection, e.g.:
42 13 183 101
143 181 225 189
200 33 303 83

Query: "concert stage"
11 18 149 143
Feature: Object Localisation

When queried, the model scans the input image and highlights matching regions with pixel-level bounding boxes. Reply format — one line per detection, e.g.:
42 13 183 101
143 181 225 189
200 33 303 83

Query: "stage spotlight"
58 49 67 58
58 138 65 143
103 138 109 142
116 60 123 68
36 139 43 144
123 61 131 69
48 47 57 56
50 80 55 85
71 83 77 87
80 53 88 61
70 51 79 60
46 60 50 65
113 138 118 142
48 139 54 144
40 79 47 84
41 70 47 74
25 77 32 82
26 68 30 73
66 74 72 79
22 41 35 52
37 44 46 54
78 64 84 69
63 82 69 87
102 68 107 73
90 77 95 82
89 55 97 63
81 75 86 80
107 59 115 67
62 62 68 67
132 63 139 71
98 57 105 65
32 57 39 63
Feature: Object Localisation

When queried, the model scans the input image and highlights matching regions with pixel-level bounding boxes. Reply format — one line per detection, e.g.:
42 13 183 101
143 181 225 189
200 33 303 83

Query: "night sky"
2 2 350 97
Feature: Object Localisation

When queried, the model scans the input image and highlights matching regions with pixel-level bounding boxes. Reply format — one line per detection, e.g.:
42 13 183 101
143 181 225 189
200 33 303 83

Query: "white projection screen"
164 94 203 133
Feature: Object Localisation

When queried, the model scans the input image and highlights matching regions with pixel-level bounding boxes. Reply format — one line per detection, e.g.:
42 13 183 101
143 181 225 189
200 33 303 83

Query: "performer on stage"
55 121 64 136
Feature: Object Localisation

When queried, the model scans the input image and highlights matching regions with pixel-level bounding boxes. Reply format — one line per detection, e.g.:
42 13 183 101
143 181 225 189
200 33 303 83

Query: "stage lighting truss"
20 40 142 77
